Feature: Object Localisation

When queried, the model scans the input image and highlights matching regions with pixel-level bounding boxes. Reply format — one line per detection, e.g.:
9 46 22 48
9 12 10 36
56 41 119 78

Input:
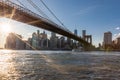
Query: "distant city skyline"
0 0 120 47
5 30 79 50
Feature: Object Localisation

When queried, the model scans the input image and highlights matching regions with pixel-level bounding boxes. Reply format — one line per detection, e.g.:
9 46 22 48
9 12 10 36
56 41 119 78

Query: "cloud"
74 6 97 16
113 33 120 40
115 27 120 30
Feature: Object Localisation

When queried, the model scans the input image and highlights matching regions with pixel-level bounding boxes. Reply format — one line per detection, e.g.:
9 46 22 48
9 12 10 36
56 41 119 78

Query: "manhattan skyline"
0 0 120 48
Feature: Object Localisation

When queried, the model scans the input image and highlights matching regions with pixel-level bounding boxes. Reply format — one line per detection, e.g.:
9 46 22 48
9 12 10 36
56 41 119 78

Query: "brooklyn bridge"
0 0 93 50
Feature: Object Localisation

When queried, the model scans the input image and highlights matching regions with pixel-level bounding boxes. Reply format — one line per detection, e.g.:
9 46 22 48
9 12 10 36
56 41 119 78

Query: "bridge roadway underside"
0 2 91 50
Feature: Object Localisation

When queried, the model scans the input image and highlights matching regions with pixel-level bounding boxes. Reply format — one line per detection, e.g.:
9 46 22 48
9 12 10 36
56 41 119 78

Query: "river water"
0 50 120 80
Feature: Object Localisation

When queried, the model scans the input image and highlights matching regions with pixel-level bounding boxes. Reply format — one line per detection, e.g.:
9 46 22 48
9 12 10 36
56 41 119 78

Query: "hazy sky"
0 0 120 47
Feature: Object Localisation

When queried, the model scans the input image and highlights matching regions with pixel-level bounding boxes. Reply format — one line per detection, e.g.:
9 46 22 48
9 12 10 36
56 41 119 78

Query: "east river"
0 50 120 80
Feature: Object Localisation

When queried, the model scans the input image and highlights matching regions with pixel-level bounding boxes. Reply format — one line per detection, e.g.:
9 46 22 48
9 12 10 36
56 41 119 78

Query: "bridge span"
0 0 92 49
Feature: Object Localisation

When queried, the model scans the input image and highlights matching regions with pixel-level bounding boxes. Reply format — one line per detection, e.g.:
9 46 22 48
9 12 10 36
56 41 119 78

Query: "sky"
0 0 120 48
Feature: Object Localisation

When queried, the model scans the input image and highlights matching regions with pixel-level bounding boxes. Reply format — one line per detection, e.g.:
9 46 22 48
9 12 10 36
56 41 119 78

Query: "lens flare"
1 23 11 34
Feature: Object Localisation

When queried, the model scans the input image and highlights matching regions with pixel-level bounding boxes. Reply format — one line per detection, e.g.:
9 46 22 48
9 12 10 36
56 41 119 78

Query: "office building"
82 30 86 40
103 31 112 49
74 29 77 35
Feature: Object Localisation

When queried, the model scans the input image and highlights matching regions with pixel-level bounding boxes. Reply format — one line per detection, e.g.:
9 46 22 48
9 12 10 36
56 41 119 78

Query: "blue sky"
0 0 120 47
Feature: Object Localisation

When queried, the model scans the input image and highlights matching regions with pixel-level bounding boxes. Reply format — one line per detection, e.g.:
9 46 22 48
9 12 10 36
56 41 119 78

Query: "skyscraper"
5 33 25 49
50 32 58 49
16 34 25 49
103 31 112 49
5 33 16 49
82 30 86 40
32 32 37 49
74 29 77 35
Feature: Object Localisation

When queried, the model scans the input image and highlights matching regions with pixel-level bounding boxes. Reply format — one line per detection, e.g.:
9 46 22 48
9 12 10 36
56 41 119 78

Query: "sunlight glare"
0 23 11 34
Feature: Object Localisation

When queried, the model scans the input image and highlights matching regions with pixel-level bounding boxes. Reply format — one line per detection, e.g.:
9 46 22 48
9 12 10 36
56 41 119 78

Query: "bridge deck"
0 0 90 46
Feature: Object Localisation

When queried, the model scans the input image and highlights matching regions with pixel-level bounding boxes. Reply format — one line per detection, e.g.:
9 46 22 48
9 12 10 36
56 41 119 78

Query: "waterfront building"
103 31 112 49
5 33 16 49
40 31 47 39
32 32 38 49
5 33 25 49
31 30 49 49
98 43 102 48
50 32 58 49
26 38 32 50
16 34 25 49
82 30 86 40
40 38 48 48
5 30 82 50
74 29 77 35
38 31 48 49
113 37 120 50
59 36 65 49
57 38 61 49
116 37 120 45
40 31 47 48
66 38 72 49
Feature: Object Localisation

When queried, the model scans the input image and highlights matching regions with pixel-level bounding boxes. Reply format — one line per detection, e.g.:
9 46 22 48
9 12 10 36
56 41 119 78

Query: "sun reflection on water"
0 49 13 53
0 50 19 79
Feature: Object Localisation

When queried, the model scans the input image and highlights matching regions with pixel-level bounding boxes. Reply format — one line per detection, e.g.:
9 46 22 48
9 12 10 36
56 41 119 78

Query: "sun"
1 23 11 33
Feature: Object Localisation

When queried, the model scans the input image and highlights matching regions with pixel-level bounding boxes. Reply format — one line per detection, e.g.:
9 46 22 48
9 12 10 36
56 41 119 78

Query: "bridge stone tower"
82 30 92 44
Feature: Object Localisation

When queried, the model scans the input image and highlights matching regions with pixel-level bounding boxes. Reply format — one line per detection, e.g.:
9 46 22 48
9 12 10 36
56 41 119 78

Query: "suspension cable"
39 0 69 30
5 0 27 9
7 0 71 32
16 0 27 8
27 0 49 19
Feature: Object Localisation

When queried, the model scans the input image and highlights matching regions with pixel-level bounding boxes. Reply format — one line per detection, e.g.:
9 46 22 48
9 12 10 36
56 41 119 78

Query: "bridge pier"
82 43 95 51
